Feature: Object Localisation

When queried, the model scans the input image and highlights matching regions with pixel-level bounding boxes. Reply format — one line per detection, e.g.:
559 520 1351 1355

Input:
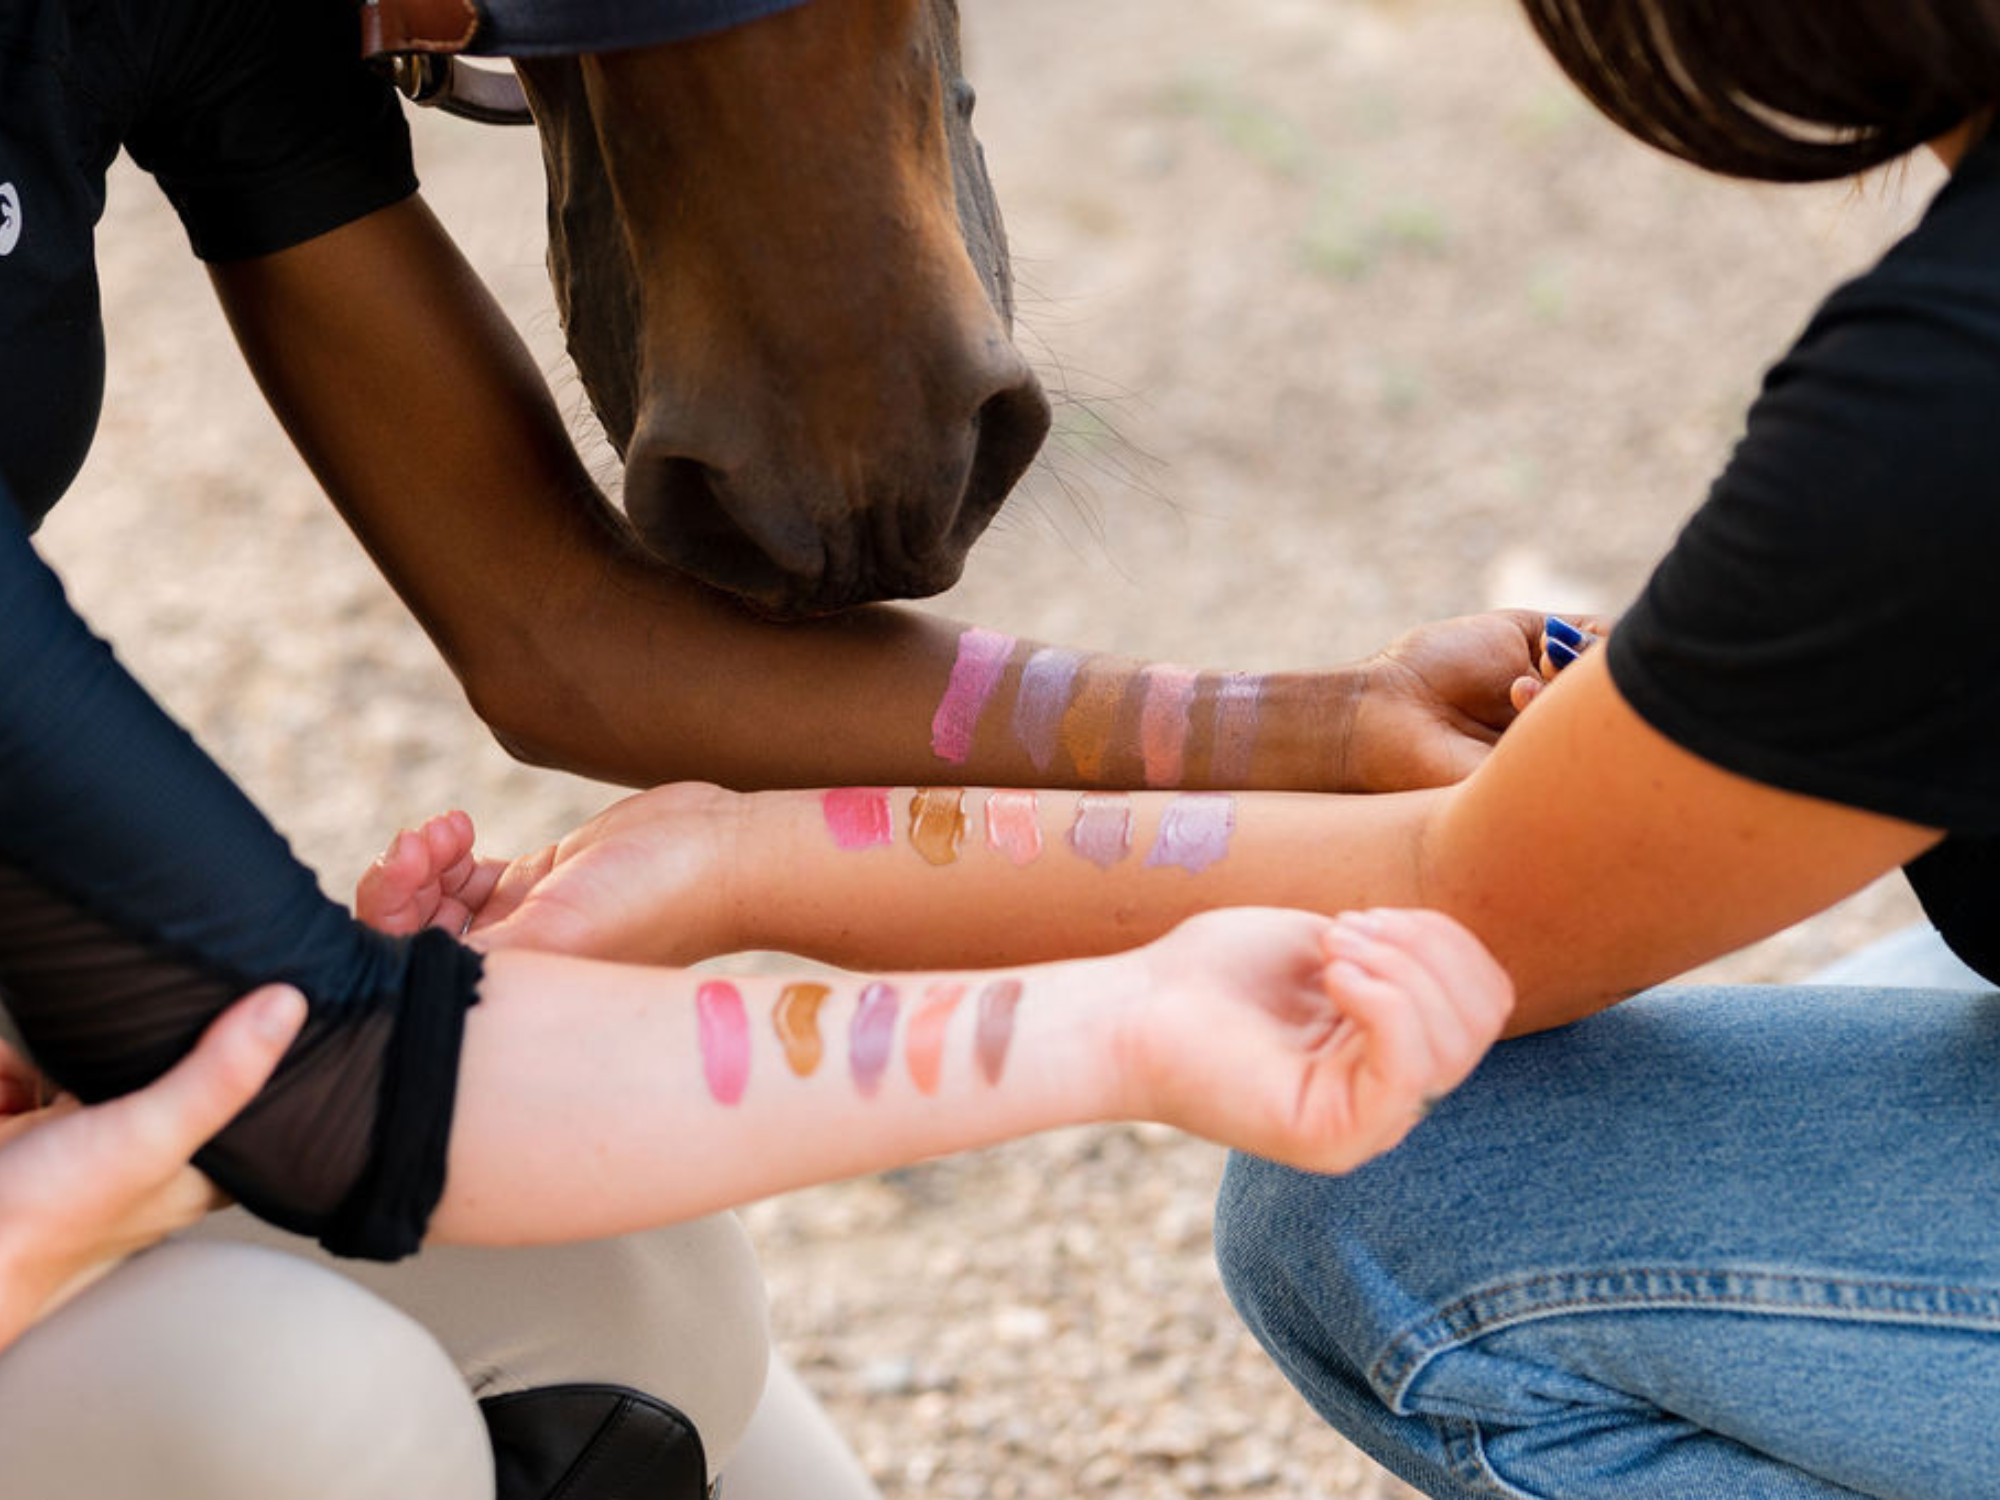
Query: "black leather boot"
480 1383 711 1499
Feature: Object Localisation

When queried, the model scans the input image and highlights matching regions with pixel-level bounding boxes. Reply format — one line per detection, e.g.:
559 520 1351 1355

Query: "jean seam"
1368 1262 2000 1408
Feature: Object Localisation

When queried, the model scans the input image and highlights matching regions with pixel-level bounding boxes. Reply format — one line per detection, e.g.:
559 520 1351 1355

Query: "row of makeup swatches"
930 628 1268 787
695 977 1024 1105
821 787 1237 874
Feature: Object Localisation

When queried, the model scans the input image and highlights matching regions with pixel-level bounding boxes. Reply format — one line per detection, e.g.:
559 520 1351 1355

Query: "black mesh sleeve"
0 501 480 1259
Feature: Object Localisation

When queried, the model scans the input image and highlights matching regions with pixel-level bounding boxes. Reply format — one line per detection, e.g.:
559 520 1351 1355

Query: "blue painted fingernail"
1546 639 1581 671
1544 616 1585 649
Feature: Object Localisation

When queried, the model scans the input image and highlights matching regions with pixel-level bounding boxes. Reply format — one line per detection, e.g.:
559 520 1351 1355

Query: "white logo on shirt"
0 183 19 256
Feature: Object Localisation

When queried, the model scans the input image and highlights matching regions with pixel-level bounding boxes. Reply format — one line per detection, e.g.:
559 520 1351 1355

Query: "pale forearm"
428 946 1129 1245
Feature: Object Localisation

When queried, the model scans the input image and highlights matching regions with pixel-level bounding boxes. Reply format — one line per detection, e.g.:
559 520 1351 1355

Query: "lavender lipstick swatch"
1068 793 1133 868
849 982 901 1097
931 628 1015 764
974 979 1024 1085
697 981 750 1105
1144 793 1238 874
1011 648 1084 773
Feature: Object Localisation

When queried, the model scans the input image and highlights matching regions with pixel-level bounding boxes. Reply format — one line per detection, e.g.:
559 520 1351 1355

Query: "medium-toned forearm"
428 946 1129 1245
715 783 1435 970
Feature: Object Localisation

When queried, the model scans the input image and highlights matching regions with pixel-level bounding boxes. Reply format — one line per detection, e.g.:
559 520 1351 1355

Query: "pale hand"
356 786 736 966
0 988 306 1355
1130 907 1514 1174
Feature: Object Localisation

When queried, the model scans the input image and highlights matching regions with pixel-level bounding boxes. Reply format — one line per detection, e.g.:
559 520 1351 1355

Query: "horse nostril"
623 454 824 609
953 374 1053 546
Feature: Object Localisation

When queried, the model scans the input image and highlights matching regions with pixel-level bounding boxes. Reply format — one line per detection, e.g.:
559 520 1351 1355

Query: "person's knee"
0 1242 491 1500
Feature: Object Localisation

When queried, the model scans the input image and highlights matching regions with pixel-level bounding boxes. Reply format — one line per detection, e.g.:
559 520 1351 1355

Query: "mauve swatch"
1210 673 1263 784
1068 792 1133 869
974 979 1025 1085
850 982 901 1096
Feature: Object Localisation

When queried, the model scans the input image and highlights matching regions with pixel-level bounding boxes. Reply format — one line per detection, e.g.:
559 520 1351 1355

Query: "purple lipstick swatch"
974 979 1025 1086
1067 793 1133 869
822 788 894 850
1139 665 1199 788
849 982 901 1097
696 981 750 1105
1011 648 1084 773
1210 673 1263 784
1144 793 1237 874
931 628 1016 764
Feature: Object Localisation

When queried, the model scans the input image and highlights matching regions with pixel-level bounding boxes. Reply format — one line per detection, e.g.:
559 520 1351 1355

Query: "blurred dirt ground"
40 1 1947 1495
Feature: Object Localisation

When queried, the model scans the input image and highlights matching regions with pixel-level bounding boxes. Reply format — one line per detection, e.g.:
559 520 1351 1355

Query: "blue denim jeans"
1215 930 2000 1499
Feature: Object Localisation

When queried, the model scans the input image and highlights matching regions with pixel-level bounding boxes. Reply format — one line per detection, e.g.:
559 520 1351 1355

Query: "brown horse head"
515 0 1050 617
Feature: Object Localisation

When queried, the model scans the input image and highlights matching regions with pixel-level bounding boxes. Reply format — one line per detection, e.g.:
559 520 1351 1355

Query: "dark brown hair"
1518 1 2000 181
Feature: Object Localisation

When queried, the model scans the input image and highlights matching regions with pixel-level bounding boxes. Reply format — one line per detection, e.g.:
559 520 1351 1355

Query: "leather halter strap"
360 0 535 126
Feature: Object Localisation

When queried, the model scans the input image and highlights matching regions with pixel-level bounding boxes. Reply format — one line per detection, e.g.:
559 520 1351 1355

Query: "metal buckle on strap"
361 0 534 125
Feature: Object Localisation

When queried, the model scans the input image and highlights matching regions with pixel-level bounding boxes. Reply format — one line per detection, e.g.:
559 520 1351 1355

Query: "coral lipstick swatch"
982 789 1043 866
906 983 964 1095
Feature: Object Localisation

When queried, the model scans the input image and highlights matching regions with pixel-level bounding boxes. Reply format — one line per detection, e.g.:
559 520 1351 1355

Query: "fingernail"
1336 910 1385 936
1544 615 1586 649
254 987 308 1044
1545 639 1581 672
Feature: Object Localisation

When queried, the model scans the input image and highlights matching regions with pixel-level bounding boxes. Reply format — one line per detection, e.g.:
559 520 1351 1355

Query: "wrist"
1248 667 1364 792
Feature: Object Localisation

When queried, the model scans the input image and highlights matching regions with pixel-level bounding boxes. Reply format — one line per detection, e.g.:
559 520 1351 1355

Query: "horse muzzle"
622 373 1050 618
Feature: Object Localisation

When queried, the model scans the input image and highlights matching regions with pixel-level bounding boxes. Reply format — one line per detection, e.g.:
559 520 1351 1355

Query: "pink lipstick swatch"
931 628 1016 764
850 982 901 1097
1139 665 1199 788
1068 793 1133 869
1144 793 1238 874
697 981 750 1105
974 979 1025 1085
1210 674 1263 784
822 788 893 850
1012 648 1083 773
983 790 1043 866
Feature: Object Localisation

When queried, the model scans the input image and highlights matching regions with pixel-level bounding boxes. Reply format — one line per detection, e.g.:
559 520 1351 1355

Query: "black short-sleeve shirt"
0 0 415 525
1608 127 2000 982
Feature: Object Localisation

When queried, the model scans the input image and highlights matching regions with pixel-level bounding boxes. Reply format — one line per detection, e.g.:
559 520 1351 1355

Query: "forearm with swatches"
428 948 1124 1245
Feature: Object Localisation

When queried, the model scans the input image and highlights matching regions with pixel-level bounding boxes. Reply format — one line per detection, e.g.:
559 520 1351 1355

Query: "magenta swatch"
1011 647 1084 773
821 787 893 850
1210 673 1263 784
849 982 901 1097
930 628 1016 763
1144 793 1237 874
1067 793 1133 869
697 981 750 1105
